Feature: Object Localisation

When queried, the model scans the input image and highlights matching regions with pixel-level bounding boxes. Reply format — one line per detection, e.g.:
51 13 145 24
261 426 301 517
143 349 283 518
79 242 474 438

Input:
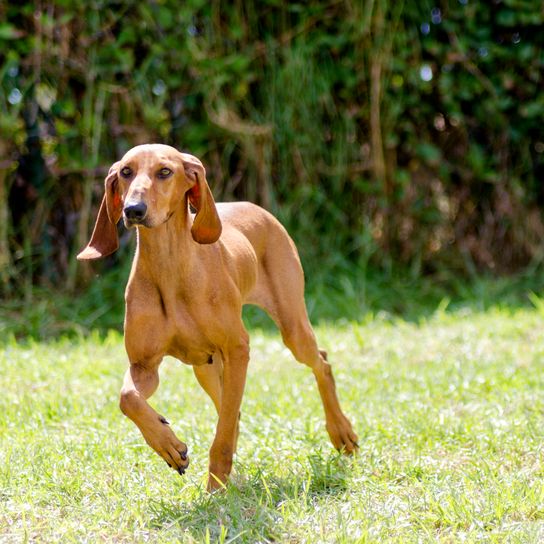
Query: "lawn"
1 303 544 542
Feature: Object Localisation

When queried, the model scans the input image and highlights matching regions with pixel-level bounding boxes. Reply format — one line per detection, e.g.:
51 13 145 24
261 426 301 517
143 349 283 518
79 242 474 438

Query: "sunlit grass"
2 303 544 542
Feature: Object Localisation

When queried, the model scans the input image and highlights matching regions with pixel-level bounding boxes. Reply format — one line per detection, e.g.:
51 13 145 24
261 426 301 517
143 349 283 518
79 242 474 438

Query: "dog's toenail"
177 466 185 475
159 416 170 425
180 450 188 461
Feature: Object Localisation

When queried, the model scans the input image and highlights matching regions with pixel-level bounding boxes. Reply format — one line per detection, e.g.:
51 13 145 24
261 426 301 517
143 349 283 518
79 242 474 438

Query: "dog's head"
77 144 222 260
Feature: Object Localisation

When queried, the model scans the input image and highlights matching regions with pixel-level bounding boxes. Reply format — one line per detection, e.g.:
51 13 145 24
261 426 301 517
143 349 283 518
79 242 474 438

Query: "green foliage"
0 1 543 296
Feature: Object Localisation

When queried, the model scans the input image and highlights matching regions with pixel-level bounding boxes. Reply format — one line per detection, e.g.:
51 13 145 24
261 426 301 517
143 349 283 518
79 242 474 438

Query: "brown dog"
78 144 358 490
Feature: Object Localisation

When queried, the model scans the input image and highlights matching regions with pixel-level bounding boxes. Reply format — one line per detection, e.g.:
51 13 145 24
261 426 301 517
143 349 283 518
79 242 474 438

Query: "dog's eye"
120 167 132 178
158 167 173 179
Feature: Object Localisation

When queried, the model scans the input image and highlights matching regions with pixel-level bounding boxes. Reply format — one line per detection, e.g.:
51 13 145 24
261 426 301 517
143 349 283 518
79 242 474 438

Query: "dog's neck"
133 202 198 285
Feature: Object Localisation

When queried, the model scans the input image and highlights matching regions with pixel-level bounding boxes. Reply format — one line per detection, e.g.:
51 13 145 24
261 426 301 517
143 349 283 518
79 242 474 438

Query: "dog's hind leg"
279 313 359 453
248 237 358 454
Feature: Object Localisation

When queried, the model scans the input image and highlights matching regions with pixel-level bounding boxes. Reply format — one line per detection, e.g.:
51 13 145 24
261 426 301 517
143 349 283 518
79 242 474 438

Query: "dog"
77 144 358 491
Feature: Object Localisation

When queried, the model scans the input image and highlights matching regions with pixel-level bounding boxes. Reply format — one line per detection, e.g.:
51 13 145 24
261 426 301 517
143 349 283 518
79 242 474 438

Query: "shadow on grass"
147 453 353 542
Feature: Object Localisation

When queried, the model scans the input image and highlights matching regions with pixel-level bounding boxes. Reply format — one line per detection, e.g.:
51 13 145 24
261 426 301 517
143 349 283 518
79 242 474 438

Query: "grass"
3 263 544 339
2 295 544 542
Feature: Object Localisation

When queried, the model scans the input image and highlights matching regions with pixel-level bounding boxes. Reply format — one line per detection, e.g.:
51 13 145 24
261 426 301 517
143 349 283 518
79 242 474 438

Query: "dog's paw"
206 473 228 493
146 423 190 475
326 415 359 455
166 447 190 475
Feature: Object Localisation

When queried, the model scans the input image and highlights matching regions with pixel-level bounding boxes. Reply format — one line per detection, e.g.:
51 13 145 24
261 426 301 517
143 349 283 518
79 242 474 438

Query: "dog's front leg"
119 363 190 475
207 338 249 491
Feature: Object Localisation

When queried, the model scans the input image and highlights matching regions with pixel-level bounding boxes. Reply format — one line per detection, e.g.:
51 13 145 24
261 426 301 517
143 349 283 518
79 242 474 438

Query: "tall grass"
3 259 544 341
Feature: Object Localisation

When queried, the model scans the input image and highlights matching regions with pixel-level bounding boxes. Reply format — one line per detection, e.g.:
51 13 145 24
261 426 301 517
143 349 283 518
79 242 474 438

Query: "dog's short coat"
78 144 358 490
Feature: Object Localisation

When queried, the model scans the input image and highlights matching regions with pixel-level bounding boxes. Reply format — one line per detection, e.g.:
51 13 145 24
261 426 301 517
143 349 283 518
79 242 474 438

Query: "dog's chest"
163 306 216 365
125 292 215 366
167 337 212 366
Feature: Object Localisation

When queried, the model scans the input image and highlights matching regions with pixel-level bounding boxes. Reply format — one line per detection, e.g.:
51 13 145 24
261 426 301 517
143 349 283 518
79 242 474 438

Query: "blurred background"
0 0 543 336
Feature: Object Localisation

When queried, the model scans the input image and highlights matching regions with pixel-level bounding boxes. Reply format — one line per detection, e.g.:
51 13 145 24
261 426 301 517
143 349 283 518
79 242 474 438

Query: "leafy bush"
0 1 542 296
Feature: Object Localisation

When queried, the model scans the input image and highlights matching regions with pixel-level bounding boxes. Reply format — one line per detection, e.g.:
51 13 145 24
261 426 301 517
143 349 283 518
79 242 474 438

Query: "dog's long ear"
181 153 222 244
77 162 123 260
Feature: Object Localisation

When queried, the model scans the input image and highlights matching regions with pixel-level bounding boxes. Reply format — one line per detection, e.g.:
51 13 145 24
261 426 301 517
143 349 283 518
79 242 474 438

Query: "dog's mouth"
123 212 174 229
124 216 149 228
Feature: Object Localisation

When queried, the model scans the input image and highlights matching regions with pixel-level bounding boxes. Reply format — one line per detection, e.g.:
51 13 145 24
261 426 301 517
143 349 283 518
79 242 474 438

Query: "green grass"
2 300 544 542
4 264 544 339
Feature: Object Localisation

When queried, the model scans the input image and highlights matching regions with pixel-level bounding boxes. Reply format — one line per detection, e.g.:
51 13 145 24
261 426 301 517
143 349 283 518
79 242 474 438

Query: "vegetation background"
0 1 543 335
0 0 542 287
1 3 544 542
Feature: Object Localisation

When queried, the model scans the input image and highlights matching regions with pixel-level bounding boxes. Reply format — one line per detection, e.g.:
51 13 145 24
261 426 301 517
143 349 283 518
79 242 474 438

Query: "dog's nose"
124 202 147 223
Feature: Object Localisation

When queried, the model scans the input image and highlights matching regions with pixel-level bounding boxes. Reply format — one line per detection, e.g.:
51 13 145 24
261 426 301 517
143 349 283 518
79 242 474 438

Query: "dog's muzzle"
124 202 148 225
